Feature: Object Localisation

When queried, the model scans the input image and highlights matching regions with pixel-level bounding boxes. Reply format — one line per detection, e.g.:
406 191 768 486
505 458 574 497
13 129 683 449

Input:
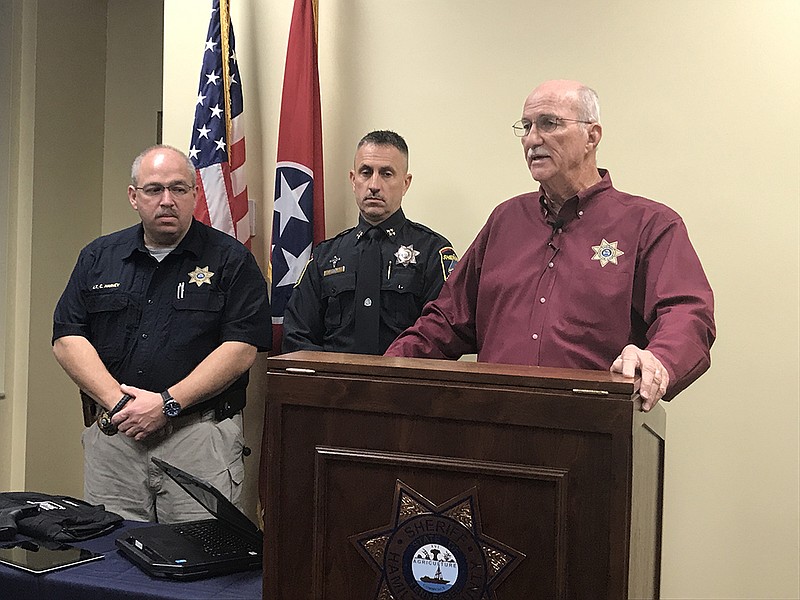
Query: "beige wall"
26 0 108 494
161 1 799 598
0 0 31 491
1 0 103 494
102 1 165 235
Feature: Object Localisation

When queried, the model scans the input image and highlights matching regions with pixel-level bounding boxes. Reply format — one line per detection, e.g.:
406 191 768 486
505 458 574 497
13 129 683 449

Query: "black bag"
0 492 123 542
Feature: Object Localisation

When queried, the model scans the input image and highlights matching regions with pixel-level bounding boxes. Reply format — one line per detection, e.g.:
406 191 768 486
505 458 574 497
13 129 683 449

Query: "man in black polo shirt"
52 145 271 523
282 130 458 354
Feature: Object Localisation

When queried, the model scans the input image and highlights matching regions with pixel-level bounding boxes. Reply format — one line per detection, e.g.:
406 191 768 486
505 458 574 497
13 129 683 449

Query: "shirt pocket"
321 272 356 328
84 291 132 360
384 266 424 330
559 265 633 333
170 290 225 351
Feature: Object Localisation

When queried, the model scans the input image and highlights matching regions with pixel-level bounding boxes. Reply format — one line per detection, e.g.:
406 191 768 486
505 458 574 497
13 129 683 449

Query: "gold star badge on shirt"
591 239 625 267
188 266 215 286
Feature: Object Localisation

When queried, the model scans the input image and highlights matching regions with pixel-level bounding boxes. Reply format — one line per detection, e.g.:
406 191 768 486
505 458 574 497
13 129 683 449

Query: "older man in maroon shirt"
385 80 715 411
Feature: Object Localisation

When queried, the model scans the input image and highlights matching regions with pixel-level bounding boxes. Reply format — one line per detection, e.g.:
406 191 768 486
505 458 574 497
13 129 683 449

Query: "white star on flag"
206 71 220 85
277 243 312 287
274 173 310 234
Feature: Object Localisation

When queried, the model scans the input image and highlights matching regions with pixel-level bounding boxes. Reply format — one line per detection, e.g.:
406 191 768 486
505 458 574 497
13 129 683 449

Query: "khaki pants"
82 411 244 524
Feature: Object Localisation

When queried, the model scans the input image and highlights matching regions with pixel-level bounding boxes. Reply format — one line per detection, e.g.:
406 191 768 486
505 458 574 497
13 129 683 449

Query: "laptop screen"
151 457 261 539
160 464 219 516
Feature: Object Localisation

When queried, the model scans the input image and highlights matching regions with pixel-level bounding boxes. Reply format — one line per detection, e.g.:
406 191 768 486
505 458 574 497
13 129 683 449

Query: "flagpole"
219 0 233 153
312 0 319 46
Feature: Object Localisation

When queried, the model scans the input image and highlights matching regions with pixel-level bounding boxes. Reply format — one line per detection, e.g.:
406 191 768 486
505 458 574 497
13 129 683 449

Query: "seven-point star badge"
591 239 625 267
395 245 420 266
350 480 524 599
188 266 215 286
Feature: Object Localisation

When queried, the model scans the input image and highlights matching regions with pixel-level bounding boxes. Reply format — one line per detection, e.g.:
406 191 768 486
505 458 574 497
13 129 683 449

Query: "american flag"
189 0 250 246
270 0 326 351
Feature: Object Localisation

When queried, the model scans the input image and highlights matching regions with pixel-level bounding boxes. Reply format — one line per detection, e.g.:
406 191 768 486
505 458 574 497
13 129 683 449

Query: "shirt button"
137 369 144 375
141 333 148 339
147 299 153 304
578 210 584 217
539 297 546 304
557 228 563 234
397 284 404 290
548 262 554 268
531 333 539 340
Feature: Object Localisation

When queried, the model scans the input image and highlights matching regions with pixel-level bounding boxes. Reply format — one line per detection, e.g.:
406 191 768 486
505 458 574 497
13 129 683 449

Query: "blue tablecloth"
0 521 262 599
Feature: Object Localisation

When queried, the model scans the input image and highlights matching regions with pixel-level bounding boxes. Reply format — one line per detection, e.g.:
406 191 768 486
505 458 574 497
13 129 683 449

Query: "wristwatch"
161 390 182 418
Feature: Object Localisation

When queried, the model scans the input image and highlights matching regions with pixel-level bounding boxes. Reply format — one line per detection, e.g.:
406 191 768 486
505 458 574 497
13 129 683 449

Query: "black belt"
80 387 246 427
180 387 246 421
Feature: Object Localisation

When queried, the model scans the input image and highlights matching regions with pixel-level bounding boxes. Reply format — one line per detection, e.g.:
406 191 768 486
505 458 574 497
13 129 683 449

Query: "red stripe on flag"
231 188 249 224
230 137 246 171
193 172 211 226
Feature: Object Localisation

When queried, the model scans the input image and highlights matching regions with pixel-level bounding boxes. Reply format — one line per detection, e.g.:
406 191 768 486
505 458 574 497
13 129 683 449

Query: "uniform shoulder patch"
439 247 459 280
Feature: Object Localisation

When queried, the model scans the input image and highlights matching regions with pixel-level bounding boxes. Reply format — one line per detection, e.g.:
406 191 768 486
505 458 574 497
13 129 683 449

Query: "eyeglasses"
512 115 594 137
135 183 193 197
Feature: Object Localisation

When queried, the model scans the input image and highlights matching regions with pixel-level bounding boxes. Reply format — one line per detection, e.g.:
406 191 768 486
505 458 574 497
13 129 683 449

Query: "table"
0 521 262 599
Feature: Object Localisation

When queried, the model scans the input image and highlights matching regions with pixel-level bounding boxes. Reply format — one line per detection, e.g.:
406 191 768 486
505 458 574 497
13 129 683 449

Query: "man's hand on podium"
610 344 669 412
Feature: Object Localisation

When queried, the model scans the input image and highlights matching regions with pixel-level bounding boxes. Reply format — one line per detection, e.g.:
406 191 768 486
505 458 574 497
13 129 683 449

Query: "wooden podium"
261 351 665 599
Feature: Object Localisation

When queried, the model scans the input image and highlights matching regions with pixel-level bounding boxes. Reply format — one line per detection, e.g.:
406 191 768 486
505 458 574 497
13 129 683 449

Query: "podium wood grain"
261 351 665 599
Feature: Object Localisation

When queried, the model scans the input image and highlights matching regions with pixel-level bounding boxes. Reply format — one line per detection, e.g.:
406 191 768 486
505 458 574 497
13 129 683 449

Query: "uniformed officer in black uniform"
283 130 458 355
52 145 271 523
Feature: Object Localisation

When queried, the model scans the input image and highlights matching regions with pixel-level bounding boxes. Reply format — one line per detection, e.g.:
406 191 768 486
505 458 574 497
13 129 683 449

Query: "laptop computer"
115 457 262 580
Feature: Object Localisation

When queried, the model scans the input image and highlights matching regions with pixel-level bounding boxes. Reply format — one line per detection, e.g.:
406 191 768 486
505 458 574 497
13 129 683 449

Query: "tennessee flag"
269 0 325 352
189 0 250 247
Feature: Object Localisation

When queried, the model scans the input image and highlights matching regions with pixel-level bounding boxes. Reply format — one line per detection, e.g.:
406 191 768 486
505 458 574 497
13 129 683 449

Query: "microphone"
548 218 564 247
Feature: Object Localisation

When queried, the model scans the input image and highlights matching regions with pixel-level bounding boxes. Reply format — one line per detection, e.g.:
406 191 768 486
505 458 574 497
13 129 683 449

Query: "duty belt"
79 387 246 428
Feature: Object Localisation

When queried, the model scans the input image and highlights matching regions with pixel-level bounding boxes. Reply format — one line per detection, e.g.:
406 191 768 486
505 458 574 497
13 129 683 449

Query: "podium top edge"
267 351 636 396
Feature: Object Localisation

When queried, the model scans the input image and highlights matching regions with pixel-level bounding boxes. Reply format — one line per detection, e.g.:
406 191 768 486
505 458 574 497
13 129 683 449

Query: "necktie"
354 227 383 354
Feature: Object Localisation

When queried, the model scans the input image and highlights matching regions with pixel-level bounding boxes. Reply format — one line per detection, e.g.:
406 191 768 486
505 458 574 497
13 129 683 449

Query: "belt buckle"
96 394 133 436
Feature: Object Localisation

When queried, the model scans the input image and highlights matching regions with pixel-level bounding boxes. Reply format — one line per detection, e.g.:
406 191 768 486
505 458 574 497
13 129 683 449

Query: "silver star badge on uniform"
394 245 420 266
591 239 625 267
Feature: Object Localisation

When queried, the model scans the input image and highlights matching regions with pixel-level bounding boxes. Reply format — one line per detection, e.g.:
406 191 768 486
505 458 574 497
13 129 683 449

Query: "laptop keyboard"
173 521 259 557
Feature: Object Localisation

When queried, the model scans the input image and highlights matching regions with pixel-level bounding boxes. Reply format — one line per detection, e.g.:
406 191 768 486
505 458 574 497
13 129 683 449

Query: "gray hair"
130 144 196 186
575 85 601 124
